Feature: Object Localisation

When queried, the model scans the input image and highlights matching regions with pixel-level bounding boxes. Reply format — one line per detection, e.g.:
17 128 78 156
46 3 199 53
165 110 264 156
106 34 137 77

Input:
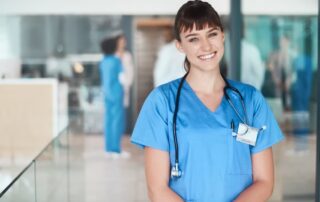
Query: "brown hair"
174 0 224 71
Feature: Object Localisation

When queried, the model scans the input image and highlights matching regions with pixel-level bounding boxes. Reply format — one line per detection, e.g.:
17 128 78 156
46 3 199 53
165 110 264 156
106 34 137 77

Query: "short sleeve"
130 88 169 152
250 90 285 154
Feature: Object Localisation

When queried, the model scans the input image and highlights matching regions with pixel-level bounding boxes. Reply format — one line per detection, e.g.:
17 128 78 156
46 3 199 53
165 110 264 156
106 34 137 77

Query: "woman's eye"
188 38 199 43
208 32 218 37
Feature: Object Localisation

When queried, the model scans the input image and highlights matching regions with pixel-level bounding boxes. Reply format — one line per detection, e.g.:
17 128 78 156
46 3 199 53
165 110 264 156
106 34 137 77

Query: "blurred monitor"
21 63 46 78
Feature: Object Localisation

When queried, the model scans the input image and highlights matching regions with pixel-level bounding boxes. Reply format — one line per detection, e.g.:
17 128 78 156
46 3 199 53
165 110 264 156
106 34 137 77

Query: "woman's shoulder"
227 79 264 102
146 78 181 104
157 78 181 92
227 79 257 93
228 80 270 112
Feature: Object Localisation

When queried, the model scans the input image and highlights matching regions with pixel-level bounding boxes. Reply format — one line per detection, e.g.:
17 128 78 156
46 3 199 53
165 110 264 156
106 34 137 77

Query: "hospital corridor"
0 0 319 201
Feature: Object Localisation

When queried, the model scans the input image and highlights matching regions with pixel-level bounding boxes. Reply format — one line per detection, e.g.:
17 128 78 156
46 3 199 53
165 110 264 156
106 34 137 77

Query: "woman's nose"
200 38 212 51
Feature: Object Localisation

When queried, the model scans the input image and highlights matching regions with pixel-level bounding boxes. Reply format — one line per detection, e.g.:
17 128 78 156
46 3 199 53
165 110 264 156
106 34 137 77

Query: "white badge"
236 123 259 146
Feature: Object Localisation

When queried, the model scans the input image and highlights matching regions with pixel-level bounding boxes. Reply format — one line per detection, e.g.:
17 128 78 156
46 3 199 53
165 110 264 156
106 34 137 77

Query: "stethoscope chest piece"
171 163 182 179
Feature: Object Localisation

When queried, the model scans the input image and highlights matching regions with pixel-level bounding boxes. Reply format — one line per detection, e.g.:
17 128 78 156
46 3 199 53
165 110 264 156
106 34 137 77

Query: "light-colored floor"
68 132 316 202
70 134 148 202
0 131 316 202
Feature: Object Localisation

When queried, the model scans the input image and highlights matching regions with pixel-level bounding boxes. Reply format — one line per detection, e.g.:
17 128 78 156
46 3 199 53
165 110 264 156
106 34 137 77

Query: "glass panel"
35 130 69 202
242 15 317 202
68 130 85 202
0 163 36 202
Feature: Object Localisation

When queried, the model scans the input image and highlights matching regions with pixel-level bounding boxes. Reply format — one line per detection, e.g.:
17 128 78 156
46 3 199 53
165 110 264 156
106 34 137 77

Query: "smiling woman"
175 25 225 75
131 0 284 202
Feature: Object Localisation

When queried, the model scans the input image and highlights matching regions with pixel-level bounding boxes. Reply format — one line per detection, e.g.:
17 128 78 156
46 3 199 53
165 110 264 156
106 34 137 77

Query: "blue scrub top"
131 78 284 202
99 55 123 103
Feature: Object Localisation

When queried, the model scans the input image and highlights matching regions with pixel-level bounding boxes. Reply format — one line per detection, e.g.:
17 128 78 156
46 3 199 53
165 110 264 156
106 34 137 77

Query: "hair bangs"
178 16 220 34
174 1 223 41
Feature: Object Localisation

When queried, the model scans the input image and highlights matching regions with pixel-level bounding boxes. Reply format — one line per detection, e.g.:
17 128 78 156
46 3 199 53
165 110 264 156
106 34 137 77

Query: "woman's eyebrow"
184 27 219 38
207 27 219 33
184 33 198 38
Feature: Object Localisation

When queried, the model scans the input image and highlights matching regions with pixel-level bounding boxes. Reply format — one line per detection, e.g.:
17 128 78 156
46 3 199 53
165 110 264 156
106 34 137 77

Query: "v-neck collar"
183 79 226 116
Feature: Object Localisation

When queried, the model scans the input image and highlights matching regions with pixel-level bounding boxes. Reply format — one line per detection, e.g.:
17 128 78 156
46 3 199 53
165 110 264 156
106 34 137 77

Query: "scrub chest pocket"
227 128 253 175
169 127 252 201
174 127 253 176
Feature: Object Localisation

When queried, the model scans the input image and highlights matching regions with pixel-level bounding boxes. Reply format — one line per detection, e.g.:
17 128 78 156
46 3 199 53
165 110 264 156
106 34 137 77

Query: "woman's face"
176 24 224 72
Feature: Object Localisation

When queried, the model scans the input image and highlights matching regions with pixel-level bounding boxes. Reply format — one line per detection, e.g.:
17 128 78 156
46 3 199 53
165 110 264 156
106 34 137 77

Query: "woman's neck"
186 68 225 95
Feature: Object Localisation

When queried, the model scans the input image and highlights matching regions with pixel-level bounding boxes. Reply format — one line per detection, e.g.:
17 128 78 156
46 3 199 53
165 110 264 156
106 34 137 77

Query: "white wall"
0 0 317 15
0 18 9 58
243 0 318 15
0 0 230 15
0 16 20 59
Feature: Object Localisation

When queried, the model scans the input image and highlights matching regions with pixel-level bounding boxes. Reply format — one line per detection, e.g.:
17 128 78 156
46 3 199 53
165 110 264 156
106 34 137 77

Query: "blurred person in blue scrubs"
100 33 130 159
131 1 284 201
291 50 312 114
289 46 313 154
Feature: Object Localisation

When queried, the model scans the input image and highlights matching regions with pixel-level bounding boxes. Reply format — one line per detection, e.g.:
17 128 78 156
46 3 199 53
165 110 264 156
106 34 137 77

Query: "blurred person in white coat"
153 27 185 87
116 34 134 108
241 39 265 90
224 22 265 90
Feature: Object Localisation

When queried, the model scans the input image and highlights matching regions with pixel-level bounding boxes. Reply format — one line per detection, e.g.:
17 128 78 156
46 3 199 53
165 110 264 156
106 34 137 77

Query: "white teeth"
199 53 215 60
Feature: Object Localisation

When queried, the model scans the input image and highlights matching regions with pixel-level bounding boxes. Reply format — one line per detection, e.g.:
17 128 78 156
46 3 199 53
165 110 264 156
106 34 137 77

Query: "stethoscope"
171 72 249 179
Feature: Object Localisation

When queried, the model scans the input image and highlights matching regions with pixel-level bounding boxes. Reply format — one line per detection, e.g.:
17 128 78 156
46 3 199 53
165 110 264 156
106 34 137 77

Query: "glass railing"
0 128 69 202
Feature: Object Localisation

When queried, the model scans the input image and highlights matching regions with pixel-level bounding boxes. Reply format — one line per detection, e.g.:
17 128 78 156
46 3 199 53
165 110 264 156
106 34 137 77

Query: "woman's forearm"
234 180 273 202
148 186 184 202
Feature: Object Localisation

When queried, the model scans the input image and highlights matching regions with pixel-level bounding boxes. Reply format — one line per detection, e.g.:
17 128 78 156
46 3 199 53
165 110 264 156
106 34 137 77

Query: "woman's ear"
175 40 185 53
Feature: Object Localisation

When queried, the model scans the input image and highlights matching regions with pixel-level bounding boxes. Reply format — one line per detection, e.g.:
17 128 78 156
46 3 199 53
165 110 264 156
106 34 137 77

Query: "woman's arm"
234 148 274 202
145 147 184 202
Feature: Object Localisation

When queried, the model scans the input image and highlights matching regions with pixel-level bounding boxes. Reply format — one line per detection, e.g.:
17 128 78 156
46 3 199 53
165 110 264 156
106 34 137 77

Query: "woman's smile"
198 51 216 60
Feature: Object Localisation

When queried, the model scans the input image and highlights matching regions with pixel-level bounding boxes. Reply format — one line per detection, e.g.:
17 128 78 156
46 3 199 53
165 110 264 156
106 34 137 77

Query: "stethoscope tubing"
173 72 189 165
222 76 249 125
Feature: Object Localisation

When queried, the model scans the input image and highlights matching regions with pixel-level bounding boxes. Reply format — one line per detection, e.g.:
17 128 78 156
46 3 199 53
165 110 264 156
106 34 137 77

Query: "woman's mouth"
198 52 216 60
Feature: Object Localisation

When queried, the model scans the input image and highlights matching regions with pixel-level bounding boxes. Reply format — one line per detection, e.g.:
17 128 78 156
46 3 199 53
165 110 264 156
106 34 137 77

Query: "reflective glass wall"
231 15 317 201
